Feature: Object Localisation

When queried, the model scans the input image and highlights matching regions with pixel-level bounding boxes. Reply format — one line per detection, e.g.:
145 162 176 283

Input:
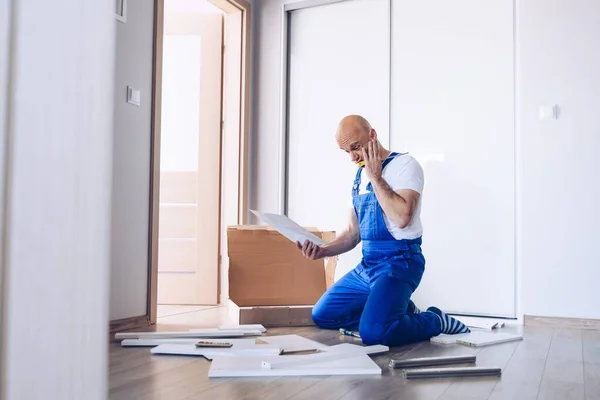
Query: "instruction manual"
250 210 326 246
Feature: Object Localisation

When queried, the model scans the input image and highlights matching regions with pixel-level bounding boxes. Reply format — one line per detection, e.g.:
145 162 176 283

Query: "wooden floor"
109 308 600 400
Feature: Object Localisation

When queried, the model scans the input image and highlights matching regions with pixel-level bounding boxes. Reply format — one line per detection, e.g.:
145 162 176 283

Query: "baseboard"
524 315 600 330
109 314 151 334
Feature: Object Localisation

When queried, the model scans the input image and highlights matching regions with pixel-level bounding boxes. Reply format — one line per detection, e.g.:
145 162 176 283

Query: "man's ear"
370 129 377 140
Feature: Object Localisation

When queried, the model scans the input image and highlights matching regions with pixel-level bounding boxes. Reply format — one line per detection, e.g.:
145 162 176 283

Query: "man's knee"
359 323 390 346
311 306 326 327
311 302 336 329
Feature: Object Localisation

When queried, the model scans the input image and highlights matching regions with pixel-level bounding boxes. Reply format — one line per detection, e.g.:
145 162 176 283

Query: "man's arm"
369 177 420 229
361 140 422 229
320 207 361 257
297 207 360 260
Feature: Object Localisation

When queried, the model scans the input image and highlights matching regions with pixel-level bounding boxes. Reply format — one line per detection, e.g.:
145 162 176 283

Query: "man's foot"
427 306 470 335
407 300 421 314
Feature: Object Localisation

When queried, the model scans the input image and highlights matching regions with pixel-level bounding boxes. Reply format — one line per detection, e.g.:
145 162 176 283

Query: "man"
296 115 469 346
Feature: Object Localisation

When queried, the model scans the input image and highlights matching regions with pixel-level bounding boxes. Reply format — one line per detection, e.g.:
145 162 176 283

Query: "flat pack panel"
216 324 267 333
262 343 388 369
121 337 263 347
430 331 522 347
455 316 508 331
390 0 515 317
286 0 390 280
150 343 282 357
455 331 523 347
208 353 381 377
260 334 329 352
114 329 263 340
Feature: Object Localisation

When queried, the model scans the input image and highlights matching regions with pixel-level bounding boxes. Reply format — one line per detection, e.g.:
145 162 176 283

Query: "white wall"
518 0 600 319
1 0 114 397
111 0 155 320
0 0 10 342
251 0 600 319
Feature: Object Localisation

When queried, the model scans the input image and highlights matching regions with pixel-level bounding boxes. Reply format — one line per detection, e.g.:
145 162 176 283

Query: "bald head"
336 115 372 147
335 115 378 165
335 115 376 166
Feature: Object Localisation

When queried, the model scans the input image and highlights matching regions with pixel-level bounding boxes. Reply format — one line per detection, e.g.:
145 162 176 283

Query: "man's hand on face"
361 139 383 180
296 239 326 260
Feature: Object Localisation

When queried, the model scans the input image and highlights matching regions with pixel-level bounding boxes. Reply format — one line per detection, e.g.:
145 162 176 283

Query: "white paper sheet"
250 210 326 245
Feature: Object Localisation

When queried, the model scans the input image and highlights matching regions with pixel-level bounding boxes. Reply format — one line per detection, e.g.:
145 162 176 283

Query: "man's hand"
361 139 383 180
296 240 327 260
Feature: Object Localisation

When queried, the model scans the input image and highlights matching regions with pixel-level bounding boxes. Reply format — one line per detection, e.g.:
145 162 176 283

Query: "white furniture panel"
391 0 515 316
286 0 390 280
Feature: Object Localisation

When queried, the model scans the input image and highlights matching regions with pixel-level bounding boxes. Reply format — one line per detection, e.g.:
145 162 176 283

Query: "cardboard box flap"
228 225 320 232
227 227 334 255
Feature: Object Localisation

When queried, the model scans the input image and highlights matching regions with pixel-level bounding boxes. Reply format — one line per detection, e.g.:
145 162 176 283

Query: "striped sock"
427 307 470 335
407 300 421 314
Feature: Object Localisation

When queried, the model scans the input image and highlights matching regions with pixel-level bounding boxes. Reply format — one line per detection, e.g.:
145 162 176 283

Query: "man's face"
337 129 374 166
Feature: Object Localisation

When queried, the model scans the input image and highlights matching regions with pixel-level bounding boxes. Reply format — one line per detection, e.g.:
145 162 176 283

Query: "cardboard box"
227 225 336 326
228 300 315 327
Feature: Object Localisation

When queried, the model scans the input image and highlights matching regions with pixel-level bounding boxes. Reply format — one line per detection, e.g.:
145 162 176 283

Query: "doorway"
149 0 251 321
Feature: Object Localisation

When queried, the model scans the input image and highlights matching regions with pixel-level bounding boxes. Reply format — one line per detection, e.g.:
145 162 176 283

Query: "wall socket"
539 104 559 120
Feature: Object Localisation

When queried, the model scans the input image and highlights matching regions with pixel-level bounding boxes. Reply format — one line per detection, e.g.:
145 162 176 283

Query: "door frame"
147 0 252 324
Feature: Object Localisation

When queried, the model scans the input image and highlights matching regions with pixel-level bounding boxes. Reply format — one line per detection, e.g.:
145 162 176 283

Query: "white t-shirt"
352 153 424 240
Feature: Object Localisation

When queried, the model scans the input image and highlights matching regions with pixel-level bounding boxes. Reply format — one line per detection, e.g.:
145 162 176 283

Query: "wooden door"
157 11 223 305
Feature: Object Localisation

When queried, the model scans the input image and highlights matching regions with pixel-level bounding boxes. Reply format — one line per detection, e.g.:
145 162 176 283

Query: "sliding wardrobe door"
390 0 516 317
285 0 390 280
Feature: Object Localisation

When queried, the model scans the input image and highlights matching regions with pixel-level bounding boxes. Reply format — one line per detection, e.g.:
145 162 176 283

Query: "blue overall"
311 152 442 346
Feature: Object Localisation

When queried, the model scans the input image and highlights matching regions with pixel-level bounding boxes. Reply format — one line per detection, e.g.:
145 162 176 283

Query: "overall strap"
352 152 401 196
352 167 363 197
381 152 399 169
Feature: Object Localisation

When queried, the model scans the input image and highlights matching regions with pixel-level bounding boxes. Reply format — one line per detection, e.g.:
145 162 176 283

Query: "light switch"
539 105 558 120
127 86 141 106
